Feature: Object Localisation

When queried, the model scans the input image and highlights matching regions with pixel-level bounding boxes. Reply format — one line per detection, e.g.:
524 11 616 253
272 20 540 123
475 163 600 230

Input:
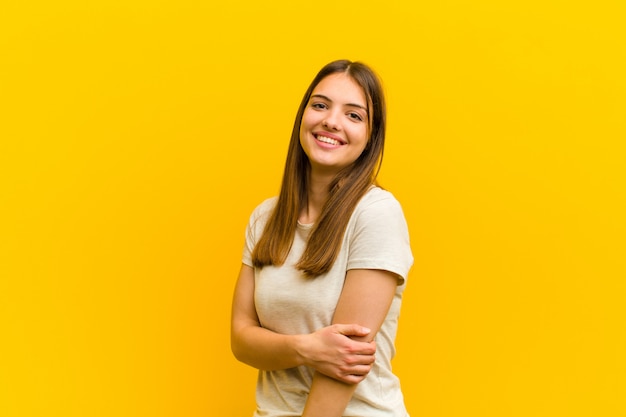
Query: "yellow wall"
1 1 624 416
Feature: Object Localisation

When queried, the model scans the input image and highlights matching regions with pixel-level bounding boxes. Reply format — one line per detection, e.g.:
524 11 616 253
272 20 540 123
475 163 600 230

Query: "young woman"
231 60 413 417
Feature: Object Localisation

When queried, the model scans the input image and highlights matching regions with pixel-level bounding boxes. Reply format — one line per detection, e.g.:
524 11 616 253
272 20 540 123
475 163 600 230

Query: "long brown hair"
252 60 387 276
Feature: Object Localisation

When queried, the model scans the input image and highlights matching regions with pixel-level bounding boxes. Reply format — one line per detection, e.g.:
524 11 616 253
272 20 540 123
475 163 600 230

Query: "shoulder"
249 196 278 220
245 196 278 235
347 185 410 238
353 186 406 219
242 197 277 263
348 186 411 243
345 186 413 282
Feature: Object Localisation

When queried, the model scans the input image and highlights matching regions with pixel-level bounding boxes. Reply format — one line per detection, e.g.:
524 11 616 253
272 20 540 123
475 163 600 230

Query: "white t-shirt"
242 186 413 417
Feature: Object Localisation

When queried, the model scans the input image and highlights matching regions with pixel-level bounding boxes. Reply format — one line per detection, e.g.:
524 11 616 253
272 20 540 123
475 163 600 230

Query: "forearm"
231 325 306 371
302 372 358 417
301 269 399 416
231 264 377 378
231 264 307 371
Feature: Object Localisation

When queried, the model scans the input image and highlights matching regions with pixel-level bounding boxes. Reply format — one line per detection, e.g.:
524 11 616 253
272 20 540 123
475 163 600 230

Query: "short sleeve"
242 197 277 267
346 191 413 285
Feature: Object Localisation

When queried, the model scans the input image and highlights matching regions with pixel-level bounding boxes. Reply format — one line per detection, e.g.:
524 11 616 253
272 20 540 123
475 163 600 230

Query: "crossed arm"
230 264 398 416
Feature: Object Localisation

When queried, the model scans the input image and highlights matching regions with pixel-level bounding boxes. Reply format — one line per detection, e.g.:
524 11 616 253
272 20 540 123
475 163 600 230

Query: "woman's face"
299 72 369 176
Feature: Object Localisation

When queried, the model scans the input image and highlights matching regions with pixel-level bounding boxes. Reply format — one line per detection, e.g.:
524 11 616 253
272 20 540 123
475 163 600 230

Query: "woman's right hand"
297 324 377 384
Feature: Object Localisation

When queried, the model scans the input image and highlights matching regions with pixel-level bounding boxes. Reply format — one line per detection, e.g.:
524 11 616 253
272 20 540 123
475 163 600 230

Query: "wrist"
291 333 310 367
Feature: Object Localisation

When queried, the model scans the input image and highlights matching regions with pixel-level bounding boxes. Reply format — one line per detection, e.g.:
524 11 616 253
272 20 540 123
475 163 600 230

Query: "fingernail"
362 327 371 333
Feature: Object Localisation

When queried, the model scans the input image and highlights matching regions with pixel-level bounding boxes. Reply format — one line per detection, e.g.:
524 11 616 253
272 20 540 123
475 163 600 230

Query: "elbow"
230 332 257 367
230 332 245 363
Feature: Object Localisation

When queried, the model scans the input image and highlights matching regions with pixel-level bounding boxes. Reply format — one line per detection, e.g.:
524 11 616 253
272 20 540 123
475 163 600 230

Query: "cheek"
354 125 369 147
301 108 317 126
299 114 310 140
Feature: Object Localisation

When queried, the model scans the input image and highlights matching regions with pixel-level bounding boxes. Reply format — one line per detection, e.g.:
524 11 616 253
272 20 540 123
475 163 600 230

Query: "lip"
313 131 347 145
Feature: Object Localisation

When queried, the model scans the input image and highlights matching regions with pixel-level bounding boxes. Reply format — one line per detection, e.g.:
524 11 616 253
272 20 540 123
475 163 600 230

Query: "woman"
231 60 413 417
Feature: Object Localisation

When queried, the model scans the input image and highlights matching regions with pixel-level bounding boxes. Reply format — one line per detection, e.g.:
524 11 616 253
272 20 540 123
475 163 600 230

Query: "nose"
322 111 341 131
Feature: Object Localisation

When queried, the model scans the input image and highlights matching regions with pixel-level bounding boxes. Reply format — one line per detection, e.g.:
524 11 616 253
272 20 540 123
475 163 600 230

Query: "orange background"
1 1 625 416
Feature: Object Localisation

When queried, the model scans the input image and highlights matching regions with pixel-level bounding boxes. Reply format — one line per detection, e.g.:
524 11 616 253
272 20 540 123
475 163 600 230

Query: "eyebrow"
311 94 368 112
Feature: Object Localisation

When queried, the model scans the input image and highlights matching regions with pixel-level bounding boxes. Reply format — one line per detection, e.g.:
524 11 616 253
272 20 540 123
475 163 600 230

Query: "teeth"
317 135 341 145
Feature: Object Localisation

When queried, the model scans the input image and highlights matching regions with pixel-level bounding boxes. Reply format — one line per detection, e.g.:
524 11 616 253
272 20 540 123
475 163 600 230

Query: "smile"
315 134 345 146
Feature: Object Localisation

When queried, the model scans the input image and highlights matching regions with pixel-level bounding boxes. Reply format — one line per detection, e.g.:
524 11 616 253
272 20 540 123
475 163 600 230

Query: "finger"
347 364 373 376
340 360 373 375
357 353 376 365
348 340 376 356
346 353 375 368
338 374 367 385
334 323 371 337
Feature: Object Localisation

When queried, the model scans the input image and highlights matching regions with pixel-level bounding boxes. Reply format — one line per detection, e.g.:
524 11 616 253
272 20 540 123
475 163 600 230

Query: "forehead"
312 73 367 106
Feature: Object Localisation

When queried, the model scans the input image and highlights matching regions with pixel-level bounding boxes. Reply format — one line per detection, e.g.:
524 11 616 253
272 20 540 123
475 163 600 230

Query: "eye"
311 102 328 110
348 112 363 121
